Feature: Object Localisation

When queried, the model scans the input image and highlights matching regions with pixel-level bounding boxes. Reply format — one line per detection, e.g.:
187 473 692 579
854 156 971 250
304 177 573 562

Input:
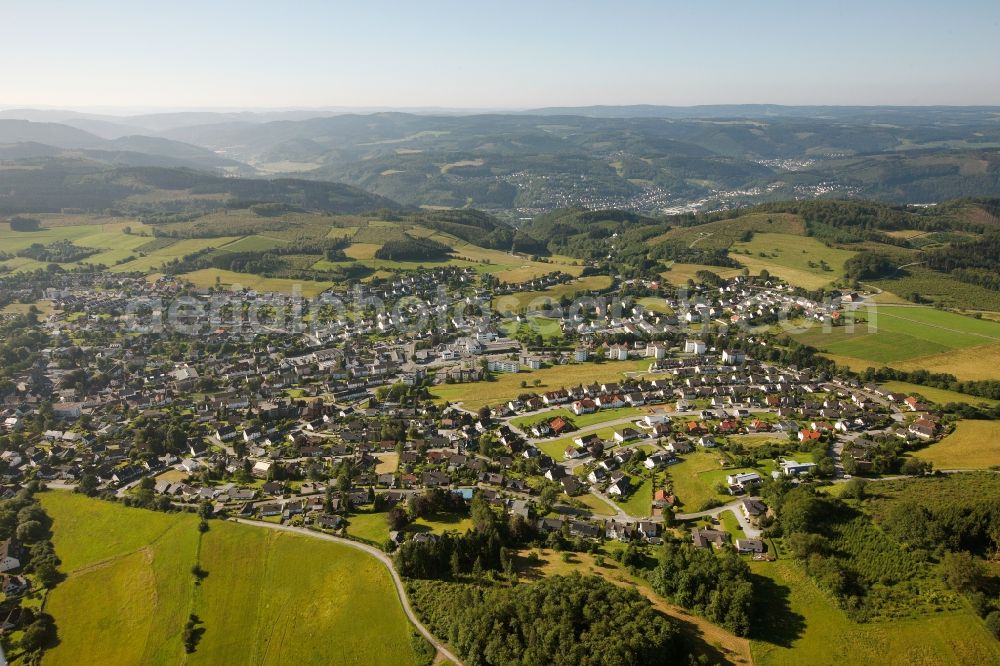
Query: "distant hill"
0 161 402 215
0 120 248 170
0 119 105 149
4 108 1000 213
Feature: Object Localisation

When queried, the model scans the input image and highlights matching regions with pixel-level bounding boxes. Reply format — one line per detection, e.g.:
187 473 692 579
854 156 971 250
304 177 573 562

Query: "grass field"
430 359 650 411
660 263 745 286
729 233 856 290
535 426 620 460
509 405 648 431
879 381 1000 407
634 296 674 313
649 212 805 250
912 420 1000 469
114 237 242 272
891 343 1000 381
376 453 399 474
179 268 334 296
750 560 1000 665
492 276 614 312
40 492 421 666
664 450 730 511
791 305 1000 370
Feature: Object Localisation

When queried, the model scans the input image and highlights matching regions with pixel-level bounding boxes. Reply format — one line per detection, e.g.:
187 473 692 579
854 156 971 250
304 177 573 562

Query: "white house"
780 460 817 476
721 350 746 364
684 340 707 355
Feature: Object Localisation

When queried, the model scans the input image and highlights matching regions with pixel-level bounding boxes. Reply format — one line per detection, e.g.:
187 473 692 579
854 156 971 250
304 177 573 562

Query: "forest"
647 540 755 637
375 237 453 262
407 574 681 666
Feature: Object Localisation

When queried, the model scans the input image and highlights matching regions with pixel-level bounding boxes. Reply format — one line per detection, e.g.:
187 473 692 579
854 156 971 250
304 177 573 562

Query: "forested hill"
0 161 403 216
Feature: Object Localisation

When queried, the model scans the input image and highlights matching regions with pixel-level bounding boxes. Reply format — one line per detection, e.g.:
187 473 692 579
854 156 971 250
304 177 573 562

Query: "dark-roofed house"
691 527 729 549
0 539 22 572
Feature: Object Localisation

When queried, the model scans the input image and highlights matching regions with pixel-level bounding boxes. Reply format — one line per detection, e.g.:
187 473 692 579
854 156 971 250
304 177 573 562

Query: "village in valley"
0 266 943 570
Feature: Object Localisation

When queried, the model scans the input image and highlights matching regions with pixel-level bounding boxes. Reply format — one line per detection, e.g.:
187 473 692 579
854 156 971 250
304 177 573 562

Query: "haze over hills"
1 106 1000 215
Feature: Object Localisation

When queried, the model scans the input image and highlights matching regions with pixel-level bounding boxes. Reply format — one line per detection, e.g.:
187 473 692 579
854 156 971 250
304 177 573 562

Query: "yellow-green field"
913 420 1000 469
792 305 1000 373
492 276 614 312
430 359 650 411
750 560 1000 665
40 492 421 666
879 381 1000 407
179 268 334 296
729 233 857 290
660 263 746 286
664 450 730 511
891 343 1000 382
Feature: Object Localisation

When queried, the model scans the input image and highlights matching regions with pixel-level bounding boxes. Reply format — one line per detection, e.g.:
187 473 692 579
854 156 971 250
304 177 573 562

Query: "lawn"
718 510 745 541
376 453 400 474
39 492 421 666
750 560 1000 665
571 492 618 516
346 509 391 544
409 513 474 535
509 405 648 431
665 451 757 512
430 359 650 412
730 233 857 290
610 475 653 518
912 420 1000 469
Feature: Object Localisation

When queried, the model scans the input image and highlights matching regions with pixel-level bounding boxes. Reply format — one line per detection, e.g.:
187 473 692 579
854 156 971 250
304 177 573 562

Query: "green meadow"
790 305 1000 365
39 492 421 666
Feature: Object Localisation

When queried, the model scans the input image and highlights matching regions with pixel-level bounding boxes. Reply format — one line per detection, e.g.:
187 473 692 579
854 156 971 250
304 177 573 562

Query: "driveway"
675 496 762 538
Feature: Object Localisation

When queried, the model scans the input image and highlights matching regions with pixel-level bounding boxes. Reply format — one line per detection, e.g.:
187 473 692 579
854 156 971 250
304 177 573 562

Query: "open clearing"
492 275 614 311
40 492 420 666
791 305 1000 367
879 381 1000 407
660 263 745 286
750 560 1000 665
891 343 1000 381
730 233 856 290
430 359 650 411
179 268 334 296
913 420 1000 469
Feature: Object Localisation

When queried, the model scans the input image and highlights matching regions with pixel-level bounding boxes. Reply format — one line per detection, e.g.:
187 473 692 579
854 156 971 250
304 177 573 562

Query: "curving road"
675 496 762 538
232 518 464 666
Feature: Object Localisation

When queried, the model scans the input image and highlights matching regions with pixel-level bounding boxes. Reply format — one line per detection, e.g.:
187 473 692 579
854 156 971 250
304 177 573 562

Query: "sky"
2 0 999 111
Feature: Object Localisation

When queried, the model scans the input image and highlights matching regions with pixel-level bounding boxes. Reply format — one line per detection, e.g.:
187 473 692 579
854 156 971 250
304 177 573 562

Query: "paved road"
675 496 762 538
232 518 464 666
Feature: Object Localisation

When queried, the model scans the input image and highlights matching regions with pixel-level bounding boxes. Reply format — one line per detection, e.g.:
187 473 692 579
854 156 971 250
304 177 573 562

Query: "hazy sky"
2 0 999 111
